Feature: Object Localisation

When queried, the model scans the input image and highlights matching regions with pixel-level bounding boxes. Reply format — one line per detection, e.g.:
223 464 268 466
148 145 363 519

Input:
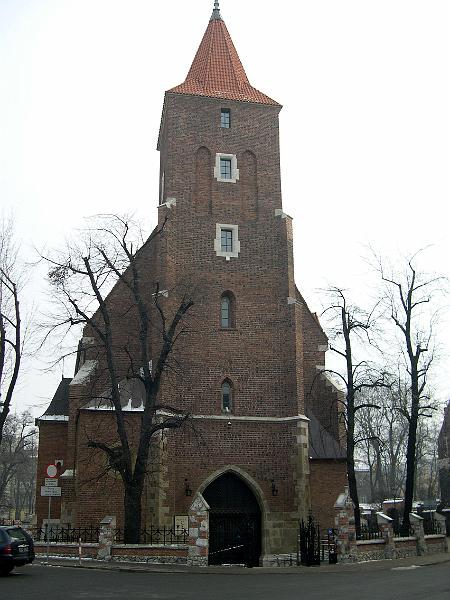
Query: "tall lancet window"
220 292 235 328
221 380 233 412
221 295 230 328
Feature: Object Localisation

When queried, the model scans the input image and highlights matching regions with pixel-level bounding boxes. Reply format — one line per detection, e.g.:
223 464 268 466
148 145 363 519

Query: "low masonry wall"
334 488 449 563
356 539 386 562
34 542 188 564
392 537 417 559
34 542 98 558
35 499 204 566
111 544 188 564
424 535 447 555
352 535 447 562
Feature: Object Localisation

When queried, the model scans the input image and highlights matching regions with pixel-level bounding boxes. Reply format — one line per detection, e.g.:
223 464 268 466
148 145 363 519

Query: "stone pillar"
334 487 357 562
410 513 427 556
434 512 449 551
98 515 116 560
187 494 209 567
376 512 396 559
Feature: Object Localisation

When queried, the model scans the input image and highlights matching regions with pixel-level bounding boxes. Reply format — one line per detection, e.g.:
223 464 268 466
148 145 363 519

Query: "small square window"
214 223 240 260
214 153 239 183
221 229 233 253
220 158 232 179
221 109 231 128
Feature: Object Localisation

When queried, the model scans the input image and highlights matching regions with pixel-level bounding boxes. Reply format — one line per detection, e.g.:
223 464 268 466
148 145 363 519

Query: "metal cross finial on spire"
211 0 222 21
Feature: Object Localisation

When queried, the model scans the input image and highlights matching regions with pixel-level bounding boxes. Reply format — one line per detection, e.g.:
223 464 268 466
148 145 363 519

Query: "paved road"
2 562 449 599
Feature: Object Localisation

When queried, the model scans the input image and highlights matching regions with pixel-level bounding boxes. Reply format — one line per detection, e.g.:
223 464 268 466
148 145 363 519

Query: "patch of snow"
70 360 97 386
38 415 69 422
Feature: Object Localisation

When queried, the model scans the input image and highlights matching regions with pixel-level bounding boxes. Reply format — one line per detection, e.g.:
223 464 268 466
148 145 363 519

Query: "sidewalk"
36 550 450 575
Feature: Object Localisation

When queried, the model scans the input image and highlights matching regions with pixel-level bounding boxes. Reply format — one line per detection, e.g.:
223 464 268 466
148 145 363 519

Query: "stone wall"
334 488 449 563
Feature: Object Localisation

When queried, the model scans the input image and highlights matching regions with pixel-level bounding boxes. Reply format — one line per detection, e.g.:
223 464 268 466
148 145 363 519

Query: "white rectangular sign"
40 486 61 497
45 478 58 487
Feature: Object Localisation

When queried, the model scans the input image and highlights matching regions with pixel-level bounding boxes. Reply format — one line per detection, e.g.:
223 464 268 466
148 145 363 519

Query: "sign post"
43 464 59 564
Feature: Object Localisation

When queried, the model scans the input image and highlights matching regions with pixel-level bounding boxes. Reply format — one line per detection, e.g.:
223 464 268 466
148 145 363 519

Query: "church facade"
36 3 346 565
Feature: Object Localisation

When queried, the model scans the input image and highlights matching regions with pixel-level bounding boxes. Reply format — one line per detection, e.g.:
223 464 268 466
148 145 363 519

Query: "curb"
35 552 450 576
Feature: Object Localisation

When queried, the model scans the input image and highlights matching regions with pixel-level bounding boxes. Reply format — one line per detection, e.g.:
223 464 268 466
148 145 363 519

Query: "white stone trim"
37 415 69 422
189 413 309 423
274 208 291 219
214 223 240 260
214 153 239 183
158 197 176 209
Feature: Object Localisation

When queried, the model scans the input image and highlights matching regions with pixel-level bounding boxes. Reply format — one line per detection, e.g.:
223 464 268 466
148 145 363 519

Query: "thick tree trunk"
346 405 361 535
123 484 143 544
342 306 361 536
402 381 419 528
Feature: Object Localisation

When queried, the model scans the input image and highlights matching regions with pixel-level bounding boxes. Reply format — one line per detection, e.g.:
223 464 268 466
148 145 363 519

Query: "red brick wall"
36 89 344 545
309 459 347 529
35 421 68 527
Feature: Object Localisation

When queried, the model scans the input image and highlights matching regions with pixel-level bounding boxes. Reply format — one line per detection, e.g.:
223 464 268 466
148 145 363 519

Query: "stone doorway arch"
202 471 262 567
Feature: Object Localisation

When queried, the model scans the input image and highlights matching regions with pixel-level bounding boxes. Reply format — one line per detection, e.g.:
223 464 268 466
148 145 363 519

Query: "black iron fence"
27 524 188 545
423 519 441 535
113 526 188 545
356 524 382 541
393 523 415 537
28 525 100 543
320 528 337 564
297 515 321 566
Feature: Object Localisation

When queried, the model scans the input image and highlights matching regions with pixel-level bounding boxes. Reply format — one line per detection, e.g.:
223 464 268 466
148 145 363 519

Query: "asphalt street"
1 562 450 600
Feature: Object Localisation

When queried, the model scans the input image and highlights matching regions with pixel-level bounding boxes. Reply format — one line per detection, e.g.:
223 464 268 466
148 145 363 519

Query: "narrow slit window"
221 109 231 128
221 296 230 328
220 158 232 179
222 381 232 411
221 229 233 253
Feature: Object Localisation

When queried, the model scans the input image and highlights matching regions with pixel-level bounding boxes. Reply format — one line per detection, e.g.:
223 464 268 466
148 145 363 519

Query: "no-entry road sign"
46 464 58 478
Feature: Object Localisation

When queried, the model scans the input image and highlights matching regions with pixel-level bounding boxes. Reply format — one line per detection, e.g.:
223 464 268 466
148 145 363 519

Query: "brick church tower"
36 2 346 565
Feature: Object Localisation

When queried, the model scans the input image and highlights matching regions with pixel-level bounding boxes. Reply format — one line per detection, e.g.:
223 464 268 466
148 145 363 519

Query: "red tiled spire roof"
168 3 280 106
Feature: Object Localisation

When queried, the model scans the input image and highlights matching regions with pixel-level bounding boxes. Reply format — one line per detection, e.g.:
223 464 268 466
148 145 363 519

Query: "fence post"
187 494 210 567
98 516 116 561
410 513 427 556
376 512 395 559
334 487 358 562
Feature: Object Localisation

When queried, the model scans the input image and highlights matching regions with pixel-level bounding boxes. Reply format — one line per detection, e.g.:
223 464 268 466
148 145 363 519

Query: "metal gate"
203 473 262 568
298 515 321 566
208 511 260 567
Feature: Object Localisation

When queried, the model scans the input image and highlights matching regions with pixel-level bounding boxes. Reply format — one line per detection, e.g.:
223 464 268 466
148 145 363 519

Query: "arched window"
221 295 230 328
220 291 235 328
221 380 233 412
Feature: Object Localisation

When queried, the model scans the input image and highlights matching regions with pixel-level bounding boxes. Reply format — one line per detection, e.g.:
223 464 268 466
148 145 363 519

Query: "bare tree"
43 214 193 543
356 383 409 503
0 218 23 447
0 412 36 514
321 287 386 534
378 251 446 529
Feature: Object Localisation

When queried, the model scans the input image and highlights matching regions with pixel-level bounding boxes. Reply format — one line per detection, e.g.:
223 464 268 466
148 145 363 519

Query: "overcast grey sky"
0 0 449 416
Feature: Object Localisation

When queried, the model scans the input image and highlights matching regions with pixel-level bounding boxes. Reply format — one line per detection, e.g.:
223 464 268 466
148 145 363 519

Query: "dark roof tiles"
41 377 72 418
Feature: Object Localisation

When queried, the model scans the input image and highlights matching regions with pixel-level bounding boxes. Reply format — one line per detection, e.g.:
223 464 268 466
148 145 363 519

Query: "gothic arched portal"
203 472 261 567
